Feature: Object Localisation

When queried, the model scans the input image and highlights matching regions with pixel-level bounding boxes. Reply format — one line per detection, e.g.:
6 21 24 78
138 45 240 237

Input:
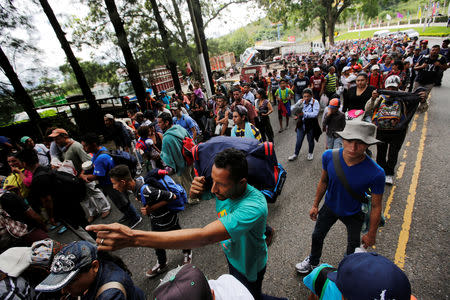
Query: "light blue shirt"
302 99 320 120
243 92 255 106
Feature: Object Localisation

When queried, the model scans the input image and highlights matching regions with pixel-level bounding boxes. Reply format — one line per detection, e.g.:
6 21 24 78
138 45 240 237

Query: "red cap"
329 98 339 107
48 128 68 138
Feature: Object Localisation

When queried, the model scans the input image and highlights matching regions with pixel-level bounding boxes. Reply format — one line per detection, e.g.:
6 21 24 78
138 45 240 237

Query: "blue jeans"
295 127 315 155
326 135 343 149
227 260 287 300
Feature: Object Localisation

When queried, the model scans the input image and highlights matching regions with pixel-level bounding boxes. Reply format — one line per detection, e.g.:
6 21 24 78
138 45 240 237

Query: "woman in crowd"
343 72 375 113
255 88 274 143
288 88 320 161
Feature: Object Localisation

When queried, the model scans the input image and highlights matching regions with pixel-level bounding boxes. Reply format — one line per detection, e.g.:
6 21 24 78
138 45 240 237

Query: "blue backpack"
191 136 287 203
142 170 187 212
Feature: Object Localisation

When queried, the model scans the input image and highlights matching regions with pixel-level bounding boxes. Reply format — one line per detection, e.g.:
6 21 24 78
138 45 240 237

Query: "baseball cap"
35 241 97 293
313 67 321 72
154 265 213 300
328 98 339 108
371 64 380 71
347 74 357 82
368 54 378 60
342 66 351 73
104 113 114 120
420 40 428 44
385 75 401 88
48 128 68 138
298 69 305 73
20 136 31 144
327 253 412 300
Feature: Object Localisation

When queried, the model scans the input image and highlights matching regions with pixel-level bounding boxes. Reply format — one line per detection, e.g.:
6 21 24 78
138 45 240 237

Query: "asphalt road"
51 60 449 299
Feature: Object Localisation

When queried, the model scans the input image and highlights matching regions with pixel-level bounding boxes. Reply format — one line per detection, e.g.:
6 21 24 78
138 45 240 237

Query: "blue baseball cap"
327 253 411 300
35 241 97 293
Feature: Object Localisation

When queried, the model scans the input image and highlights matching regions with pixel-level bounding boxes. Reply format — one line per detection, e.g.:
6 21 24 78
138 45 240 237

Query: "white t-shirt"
208 274 254 300
34 144 49 166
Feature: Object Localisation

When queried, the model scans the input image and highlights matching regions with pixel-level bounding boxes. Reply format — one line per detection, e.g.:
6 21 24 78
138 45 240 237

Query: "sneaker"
57 226 67 235
385 175 394 185
288 154 298 161
145 262 168 278
295 256 317 274
307 153 314 161
183 251 193 265
188 198 200 205
121 216 143 229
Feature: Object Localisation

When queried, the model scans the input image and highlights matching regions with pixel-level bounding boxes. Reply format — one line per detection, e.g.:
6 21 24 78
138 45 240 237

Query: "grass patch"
335 26 450 41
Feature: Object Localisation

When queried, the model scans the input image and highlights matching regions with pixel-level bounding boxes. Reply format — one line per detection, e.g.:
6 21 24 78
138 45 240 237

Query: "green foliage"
59 60 121 96
335 26 450 41
207 28 254 57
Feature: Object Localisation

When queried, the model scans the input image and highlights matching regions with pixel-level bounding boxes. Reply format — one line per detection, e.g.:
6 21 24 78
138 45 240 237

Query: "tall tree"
187 0 215 94
104 0 147 110
147 0 182 93
38 0 102 119
0 0 42 136
258 0 354 45
0 46 42 136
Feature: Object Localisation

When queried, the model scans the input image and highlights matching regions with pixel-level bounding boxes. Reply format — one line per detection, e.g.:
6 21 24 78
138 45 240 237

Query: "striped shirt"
235 124 262 142
325 73 337 93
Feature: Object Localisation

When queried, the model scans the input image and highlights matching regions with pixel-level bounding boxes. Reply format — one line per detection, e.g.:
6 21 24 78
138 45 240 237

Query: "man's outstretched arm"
87 219 230 251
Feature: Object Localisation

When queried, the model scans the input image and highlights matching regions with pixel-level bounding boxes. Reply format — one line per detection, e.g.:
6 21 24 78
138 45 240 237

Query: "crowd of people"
0 33 445 299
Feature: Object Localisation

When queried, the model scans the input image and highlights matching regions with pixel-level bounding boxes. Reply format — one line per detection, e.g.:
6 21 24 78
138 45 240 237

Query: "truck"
118 78 153 103
210 52 236 77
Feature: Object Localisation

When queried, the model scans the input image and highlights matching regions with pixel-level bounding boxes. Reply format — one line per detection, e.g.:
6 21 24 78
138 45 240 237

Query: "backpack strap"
332 149 368 204
95 281 127 299
139 184 147 206
314 267 337 298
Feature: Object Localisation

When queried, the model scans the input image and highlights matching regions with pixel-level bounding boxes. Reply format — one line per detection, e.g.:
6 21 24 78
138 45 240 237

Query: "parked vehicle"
118 78 153 103
373 30 390 38
400 29 420 39
240 65 268 83
311 42 325 54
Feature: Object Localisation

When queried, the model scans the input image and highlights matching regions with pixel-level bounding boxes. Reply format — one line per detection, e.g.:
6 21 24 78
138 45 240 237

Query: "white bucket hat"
336 120 381 145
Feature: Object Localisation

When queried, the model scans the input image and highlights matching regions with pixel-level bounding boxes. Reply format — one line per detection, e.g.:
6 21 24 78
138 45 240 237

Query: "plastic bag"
320 94 329 109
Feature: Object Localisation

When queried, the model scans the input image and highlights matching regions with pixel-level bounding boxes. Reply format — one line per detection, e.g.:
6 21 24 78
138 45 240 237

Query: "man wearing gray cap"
295 120 385 274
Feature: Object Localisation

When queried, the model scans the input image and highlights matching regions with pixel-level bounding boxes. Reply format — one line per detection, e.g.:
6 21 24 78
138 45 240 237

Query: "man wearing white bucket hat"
296 120 385 274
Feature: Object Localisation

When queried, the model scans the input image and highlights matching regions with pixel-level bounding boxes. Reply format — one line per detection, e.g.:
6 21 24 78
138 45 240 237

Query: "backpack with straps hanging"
371 95 406 130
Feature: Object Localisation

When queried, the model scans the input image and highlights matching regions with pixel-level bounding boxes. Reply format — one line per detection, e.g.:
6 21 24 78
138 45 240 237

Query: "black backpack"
99 150 138 177
35 169 87 201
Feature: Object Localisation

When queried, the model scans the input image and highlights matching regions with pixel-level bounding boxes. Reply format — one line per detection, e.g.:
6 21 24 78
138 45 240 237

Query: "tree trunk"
0 46 43 139
39 0 101 121
170 0 200 81
187 0 215 94
320 18 327 46
148 0 182 94
328 17 336 45
104 0 147 110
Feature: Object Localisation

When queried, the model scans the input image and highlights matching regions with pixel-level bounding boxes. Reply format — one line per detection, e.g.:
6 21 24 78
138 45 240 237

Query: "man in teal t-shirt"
87 149 286 300
214 182 268 283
